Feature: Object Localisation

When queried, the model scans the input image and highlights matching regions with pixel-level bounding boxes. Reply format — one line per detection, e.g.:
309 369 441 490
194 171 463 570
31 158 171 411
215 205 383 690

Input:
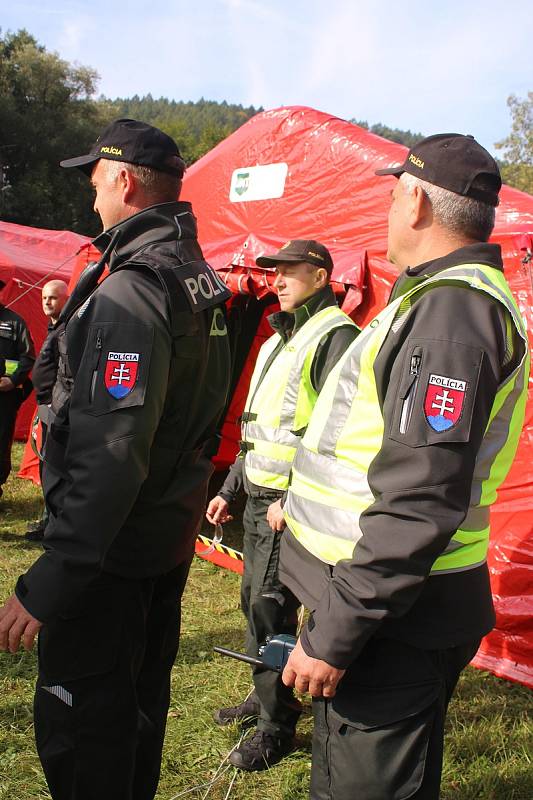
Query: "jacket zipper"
89 329 103 402
399 349 422 434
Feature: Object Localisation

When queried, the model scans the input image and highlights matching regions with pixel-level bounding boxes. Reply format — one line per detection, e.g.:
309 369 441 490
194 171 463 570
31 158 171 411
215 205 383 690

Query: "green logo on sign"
235 172 250 196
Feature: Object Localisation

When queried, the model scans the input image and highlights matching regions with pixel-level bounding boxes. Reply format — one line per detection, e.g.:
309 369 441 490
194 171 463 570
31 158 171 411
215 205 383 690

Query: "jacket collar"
268 285 338 342
92 201 198 271
390 242 503 302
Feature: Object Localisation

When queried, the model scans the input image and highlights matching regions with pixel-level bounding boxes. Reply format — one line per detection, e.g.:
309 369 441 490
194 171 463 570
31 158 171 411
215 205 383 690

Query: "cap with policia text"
256 240 334 273
60 118 185 177
375 133 502 207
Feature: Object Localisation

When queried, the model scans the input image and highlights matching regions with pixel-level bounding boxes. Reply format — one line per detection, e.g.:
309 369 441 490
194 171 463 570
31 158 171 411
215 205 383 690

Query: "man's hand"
267 499 286 532
205 495 233 524
0 377 15 392
0 594 42 653
282 637 345 698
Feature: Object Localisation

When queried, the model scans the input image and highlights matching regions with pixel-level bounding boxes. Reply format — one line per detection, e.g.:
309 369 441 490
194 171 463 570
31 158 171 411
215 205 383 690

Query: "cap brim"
375 165 404 177
256 254 308 268
59 154 100 175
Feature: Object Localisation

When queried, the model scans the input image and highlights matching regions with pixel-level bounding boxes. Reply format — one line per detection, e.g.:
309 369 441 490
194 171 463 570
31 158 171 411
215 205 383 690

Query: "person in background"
25 279 69 541
0 278 35 502
207 240 358 770
279 134 529 799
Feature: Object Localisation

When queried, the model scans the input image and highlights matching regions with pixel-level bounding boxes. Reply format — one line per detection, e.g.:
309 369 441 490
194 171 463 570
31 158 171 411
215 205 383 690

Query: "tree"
0 29 108 235
496 92 533 195
351 119 424 149
105 96 259 164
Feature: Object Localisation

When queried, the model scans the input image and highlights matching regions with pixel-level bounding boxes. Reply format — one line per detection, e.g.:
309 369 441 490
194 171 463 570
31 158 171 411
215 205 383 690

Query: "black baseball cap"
60 118 185 177
256 240 334 274
375 133 501 207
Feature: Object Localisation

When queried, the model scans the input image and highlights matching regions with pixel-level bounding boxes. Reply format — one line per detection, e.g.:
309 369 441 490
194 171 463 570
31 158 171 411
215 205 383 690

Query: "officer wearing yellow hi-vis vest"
206 240 357 770
278 135 529 800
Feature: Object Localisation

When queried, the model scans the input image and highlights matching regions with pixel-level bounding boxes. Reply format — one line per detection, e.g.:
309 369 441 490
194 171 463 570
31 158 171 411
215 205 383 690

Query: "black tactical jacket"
32 321 61 405
16 201 232 622
0 305 35 386
280 243 525 667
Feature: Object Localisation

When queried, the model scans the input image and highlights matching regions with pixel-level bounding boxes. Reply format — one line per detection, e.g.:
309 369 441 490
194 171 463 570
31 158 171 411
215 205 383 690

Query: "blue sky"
3 0 531 155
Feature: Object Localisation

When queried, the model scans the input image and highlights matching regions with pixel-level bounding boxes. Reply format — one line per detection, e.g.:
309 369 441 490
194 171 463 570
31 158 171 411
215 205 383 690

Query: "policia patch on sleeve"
85 323 153 416
104 352 139 399
389 337 482 447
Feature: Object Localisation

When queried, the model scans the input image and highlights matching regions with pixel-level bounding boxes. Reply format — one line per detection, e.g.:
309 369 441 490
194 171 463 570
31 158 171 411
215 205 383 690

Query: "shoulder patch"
104 352 140 399
424 373 467 432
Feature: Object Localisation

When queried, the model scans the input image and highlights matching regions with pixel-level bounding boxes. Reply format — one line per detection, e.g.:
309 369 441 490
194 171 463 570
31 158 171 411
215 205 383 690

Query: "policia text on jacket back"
278 134 529 800
206 240 358 770
0 118 232 800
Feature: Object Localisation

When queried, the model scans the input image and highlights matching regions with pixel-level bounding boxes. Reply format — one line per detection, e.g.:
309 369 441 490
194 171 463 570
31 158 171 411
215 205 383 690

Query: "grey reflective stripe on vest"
286 490 363 551
469 362 528 505
460 504 490 531
317 321 380 457
293 443 371 496
244 423 300 449
246 452 293 478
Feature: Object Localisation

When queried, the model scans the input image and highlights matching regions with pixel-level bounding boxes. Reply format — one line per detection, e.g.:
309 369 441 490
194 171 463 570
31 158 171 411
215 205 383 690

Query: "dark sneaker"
25 521 46 541
214 694 261 727
229 730 293 771
25 527 45 541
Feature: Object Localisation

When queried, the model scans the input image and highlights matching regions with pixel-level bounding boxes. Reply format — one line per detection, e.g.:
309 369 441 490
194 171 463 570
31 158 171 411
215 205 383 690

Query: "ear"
315 267 328 288
409 184 430 228
120 167 136 204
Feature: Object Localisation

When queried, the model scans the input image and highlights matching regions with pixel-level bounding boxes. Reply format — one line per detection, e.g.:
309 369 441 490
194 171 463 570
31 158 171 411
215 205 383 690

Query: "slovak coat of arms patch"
424 373 467 432
104 352 139 399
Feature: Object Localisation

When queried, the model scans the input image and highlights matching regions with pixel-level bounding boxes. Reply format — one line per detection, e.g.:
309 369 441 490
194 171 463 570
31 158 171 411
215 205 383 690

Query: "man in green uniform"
207 240 358 770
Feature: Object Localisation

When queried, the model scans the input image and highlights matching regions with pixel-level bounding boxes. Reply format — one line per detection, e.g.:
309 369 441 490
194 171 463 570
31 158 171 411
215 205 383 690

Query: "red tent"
0 222 90 440
17 106 533 688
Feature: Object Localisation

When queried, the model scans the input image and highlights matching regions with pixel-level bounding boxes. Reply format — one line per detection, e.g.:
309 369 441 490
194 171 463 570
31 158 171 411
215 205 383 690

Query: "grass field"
1 444 532 799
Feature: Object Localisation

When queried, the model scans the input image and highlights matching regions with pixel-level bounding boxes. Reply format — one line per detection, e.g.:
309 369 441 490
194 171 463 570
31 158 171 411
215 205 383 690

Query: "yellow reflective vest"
242 305 355 491
284 264 529 574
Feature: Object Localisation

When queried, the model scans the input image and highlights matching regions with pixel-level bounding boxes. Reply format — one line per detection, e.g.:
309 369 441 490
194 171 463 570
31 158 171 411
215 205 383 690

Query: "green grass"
1 444 532 799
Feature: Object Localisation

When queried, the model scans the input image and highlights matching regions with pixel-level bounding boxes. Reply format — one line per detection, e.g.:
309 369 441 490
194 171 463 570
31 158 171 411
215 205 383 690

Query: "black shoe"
229 729 293 771
214 694 261 727
25 524 45 541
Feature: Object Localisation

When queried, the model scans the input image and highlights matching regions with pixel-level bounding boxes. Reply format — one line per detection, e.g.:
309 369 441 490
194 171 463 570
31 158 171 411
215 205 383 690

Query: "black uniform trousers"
0 391 20 487
37 419 50 528
241 494 302 738
309 636 480 800
34 558 192 800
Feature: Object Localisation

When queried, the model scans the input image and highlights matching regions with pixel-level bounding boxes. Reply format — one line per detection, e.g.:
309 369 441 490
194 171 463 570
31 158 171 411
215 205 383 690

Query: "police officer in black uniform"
25 280 69 541
0 279 35 500
0 119 232 800
279 135 528 799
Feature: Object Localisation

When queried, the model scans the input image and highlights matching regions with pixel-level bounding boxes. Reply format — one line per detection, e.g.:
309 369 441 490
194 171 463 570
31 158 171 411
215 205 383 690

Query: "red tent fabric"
0 222 89 444
16 106 533 688
183 106 533 688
